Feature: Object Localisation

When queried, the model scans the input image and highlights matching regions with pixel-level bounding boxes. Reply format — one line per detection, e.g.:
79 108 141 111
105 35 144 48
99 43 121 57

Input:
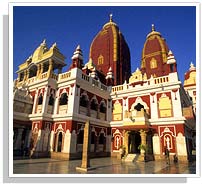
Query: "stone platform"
13 157 196 174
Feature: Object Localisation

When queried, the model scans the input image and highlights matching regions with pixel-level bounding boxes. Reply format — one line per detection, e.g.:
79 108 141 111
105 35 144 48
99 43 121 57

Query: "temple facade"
13 16 196 162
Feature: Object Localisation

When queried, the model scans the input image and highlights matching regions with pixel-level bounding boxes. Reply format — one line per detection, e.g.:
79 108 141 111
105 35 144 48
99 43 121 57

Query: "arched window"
57 132 63 152
59 93 68 105
150 58 157 69
19 72 24 82
100 102 106 113
42 63 49 73
99 133 105 144
80 95 88 107
91 131 96 144
48 94 54 105
90 99 98 111
134 103 144 111
29 65 37 78
77 130 84 144
38 93 43 105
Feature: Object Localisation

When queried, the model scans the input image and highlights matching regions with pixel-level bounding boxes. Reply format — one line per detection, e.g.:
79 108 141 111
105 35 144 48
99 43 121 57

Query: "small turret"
91 67 98 80
167 50 177 73
70 45 84 69
106 67 114 86
184 62 196 86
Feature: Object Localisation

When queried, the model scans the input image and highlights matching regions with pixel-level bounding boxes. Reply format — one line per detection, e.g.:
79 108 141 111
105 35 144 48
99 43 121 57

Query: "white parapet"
168 72 179 83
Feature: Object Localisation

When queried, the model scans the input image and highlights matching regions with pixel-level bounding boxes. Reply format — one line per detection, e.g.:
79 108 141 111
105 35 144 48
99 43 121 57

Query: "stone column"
17 73 20 81
87 103 90 117
26 69 30 80
40 63 44 77
72 85 80 114
63 130 73 153
97 107 100 119
24 129 31 148
124 130 129 154
14 128 24 150
48 59 53 78
67 85 76 115
53 89 59 114
95 135 99 152
106 99 112 122
23 70 27 82
140 129 147 155
176 132 188 161
42 86 49 114
49 131 55 152
35 129 42 151
152 133 161 159
106 135 111 152
76 120 92 172
36 64 41 78
32 89 39 114
27 130 32 149
70 130 77 153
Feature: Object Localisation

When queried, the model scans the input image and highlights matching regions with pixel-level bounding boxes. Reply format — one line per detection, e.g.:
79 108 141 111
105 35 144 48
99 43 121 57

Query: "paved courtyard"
13 157 196 174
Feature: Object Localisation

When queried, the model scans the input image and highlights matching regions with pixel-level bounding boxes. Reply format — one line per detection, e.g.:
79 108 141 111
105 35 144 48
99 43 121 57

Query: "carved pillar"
36 64 41 78
26 69 30 80
26 130 32 149
140 129 147 155
42 86 49 114
124 130 129 154
95 136 99 152
40 63 44 74
87 103 90 117
80 121 91 168
49 131 55 152
48 59 53 78
106 99 111 122
53 89 59 114
32 89 39 114
17 73 20 81
97 107 100 119
23 70 27 82
14 128 24 150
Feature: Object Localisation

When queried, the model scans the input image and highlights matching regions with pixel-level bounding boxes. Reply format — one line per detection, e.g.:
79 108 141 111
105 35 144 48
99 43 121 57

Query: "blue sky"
13 6 196 82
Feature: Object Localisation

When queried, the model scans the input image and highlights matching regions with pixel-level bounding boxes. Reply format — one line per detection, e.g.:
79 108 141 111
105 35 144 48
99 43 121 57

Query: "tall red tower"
89 14 131 85
141 24 177 79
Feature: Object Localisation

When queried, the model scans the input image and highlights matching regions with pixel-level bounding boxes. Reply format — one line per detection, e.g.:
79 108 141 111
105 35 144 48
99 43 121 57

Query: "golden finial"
110 13 113 22
152 24 155 31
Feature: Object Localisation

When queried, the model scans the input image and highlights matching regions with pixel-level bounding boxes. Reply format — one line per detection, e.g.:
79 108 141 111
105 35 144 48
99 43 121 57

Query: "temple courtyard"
13 157 196 174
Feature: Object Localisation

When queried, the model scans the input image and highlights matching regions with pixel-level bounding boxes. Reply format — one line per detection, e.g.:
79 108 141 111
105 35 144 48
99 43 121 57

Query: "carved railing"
59 71 71 80
82 73 90 82
51 73 58 80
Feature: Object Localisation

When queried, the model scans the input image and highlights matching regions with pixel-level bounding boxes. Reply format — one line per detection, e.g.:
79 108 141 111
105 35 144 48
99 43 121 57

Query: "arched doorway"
128 131 141 154
57 132 63 152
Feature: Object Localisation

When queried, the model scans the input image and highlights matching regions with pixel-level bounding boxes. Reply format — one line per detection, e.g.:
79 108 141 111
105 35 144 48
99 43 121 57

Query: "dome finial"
110 13 113 22
41 39 46 46
189 61 196 71
152 24 155 31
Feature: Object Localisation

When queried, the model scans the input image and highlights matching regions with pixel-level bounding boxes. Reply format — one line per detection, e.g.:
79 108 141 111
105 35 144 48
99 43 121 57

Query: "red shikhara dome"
89 14 131 85
141 24 176 79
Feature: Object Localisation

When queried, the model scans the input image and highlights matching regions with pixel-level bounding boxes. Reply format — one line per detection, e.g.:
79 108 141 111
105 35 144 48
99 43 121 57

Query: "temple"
13 16 196 162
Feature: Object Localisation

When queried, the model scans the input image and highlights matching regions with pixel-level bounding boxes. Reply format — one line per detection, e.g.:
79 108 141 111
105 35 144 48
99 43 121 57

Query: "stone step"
124 154 139 162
